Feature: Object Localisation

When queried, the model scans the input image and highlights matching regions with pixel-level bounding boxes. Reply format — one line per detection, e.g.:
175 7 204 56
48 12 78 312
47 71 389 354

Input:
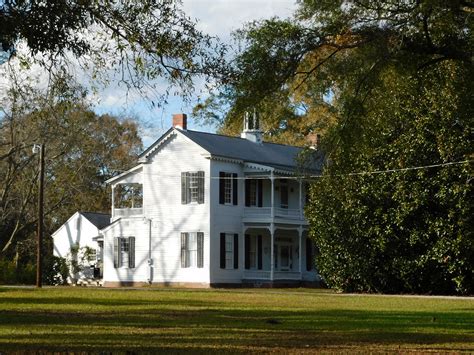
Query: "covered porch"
242 223 317 284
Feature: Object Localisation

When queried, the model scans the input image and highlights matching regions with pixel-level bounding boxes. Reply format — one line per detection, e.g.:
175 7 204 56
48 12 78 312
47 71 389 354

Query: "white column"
270 223 274 281
298 179 303 220
242 225 246 275
111 184 115 219
298 227 303 275
270 172 275 218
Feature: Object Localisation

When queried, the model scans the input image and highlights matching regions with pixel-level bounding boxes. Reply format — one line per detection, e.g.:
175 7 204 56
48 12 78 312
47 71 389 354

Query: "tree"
0 72 143 261
199 1 473 294
0 0 226 98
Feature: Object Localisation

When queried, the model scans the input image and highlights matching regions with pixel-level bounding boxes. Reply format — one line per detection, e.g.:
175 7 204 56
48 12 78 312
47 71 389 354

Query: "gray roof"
180 129 321 172
81 212 111 229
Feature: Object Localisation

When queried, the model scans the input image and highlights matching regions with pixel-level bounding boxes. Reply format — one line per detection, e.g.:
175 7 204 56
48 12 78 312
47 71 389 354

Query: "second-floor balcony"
114 207 143 218
243 207 303 221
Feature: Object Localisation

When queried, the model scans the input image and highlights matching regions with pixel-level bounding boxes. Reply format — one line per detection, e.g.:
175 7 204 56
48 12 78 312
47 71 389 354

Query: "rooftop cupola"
241 109 263 144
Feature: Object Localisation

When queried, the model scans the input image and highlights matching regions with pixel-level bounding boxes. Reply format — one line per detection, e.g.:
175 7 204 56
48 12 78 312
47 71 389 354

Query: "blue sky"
92 0 297 147
0 1 297 148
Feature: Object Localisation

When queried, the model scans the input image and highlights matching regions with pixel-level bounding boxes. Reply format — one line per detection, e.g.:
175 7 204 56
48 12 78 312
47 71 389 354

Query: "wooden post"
36 144 44 288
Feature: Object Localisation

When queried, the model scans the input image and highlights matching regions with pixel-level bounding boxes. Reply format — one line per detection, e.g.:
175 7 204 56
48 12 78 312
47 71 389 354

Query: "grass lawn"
0 287 472 353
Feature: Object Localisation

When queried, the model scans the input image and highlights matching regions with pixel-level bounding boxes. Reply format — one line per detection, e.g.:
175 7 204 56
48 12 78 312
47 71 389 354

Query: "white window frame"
225 233 234 269
223 172 233 205
181 232 204 268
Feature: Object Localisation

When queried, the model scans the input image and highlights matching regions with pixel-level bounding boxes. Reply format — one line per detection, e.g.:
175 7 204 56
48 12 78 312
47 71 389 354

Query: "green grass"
0 287 472 353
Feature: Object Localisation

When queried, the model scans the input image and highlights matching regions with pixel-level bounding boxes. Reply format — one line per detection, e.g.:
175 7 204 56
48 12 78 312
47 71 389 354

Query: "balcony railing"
113 207 143 218
243 207 303 220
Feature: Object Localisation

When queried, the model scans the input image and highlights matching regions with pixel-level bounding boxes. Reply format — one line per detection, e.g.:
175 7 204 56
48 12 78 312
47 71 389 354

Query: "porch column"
242 225 246 274
270 171 275 218
111 184 115 218
298 226 303 274
298 179 303 220
270 223 275 281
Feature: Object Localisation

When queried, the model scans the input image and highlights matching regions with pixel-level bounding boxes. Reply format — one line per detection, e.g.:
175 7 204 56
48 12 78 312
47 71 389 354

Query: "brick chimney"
307 132 321 149
172 113 187 130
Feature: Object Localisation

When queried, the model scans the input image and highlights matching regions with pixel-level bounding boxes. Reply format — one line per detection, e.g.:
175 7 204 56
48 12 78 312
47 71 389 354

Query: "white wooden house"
100 113 322 287
52 211 110 284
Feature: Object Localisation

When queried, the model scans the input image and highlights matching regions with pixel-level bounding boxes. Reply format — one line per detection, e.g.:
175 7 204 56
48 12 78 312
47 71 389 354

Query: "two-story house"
100 113 323 287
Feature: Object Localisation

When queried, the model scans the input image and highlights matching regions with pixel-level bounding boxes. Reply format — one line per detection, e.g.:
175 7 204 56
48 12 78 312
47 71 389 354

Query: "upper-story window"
219 172 238 205
245 179 263 207
181 171 205 204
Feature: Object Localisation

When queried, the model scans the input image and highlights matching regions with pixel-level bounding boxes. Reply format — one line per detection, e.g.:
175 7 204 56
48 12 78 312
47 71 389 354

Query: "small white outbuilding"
52 211 110 284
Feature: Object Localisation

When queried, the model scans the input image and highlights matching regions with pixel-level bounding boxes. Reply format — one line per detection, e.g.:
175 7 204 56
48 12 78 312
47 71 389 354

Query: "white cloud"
183 0 296 38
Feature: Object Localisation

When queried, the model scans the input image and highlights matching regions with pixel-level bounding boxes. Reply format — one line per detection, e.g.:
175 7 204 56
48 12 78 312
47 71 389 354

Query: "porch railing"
113 207 143 218
274 208 301 219
243 207 302 220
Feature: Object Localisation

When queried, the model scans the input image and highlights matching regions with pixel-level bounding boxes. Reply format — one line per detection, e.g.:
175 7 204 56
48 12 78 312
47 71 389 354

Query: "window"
181 232 204 268
181 171 204 204
245 234 262 270
113 237 135 268
220 233 238 269
219 172 238 205
249 236 257 269
245 179 263 207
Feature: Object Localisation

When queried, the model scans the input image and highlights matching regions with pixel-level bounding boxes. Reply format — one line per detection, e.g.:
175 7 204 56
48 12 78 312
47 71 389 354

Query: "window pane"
225 234 233 269
224 173 232 204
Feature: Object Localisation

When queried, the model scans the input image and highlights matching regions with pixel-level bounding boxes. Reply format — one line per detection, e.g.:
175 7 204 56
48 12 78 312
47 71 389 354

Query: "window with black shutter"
181 232 203 268
219 172 238 205
181 171 205 204
233 234 239 269
114 237 135 268
220 233 237 269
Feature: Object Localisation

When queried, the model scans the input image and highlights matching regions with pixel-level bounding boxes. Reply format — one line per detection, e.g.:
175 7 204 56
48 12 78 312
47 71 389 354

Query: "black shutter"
197 232 204 268
257 179 263 207
244 234 250 269
220 233 226 269
181 172 188 204
306 237 313 271
245 179 250 206
198 171 205 204
128 237 135 268
233 234 239 269
219 172 225 204
232 173 238 205
181 233 187 268
113 237 119 268
257 235 263 270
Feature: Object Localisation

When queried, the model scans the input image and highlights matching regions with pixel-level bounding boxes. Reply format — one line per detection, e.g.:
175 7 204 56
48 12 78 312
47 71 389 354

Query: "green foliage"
0 73 143 260
0 0 227 99
43 255 69 286
307 61 473 295
201 1 473 294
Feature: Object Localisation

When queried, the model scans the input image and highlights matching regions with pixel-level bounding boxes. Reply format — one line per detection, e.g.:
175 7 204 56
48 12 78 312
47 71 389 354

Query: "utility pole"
33 143 44 288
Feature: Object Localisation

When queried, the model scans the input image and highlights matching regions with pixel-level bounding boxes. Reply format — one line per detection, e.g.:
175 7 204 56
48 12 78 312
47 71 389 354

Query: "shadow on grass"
0 306 473 352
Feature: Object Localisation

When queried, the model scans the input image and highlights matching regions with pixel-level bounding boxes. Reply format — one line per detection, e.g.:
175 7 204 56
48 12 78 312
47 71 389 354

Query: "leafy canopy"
199 0 473 294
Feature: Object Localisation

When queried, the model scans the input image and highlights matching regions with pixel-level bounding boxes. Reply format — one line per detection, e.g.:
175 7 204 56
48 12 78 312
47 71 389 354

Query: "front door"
279 244 292 271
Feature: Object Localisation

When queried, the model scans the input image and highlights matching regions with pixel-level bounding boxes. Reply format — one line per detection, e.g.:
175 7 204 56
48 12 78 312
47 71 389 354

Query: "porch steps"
76 278 103 287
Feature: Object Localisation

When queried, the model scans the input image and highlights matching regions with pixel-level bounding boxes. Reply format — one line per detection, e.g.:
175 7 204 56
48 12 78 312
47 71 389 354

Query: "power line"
112 159 472 182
